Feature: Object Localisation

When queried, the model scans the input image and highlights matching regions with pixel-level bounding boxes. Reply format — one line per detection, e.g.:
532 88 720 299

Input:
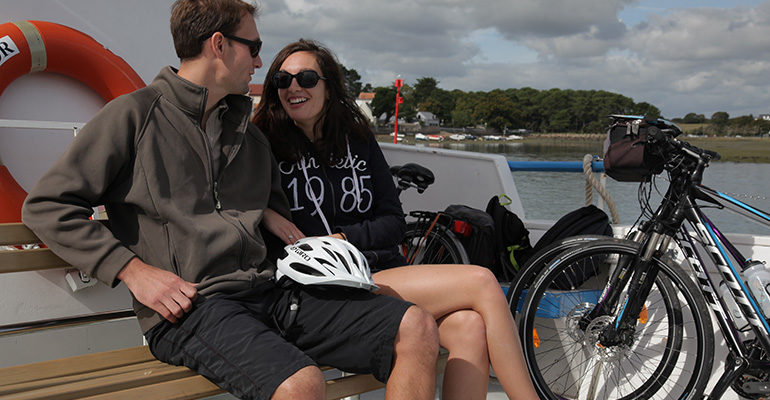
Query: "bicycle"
390 163 470 265
518 116 770 399
506 235 612 316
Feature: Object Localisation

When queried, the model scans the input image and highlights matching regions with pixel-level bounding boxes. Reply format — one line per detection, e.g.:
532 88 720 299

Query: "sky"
5 0 770 119
252 0 770 119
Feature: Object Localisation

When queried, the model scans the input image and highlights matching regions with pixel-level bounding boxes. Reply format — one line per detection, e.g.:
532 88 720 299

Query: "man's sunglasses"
223 34 262 58
272 70 327 89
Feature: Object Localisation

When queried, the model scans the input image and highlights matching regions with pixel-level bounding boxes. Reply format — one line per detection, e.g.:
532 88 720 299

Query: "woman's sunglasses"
272 70 327 89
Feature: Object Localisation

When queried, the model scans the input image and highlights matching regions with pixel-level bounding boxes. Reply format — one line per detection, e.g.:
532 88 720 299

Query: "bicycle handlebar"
648 125 721 164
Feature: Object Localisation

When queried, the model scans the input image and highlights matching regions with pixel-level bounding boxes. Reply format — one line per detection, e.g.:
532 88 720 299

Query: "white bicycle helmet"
275 236 379 291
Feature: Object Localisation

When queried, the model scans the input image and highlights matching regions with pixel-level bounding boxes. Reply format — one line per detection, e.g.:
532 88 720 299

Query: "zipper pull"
214 181 222 210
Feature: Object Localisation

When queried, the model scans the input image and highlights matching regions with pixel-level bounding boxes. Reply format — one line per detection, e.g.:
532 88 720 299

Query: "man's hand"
263 208 305 244
117 257 197 323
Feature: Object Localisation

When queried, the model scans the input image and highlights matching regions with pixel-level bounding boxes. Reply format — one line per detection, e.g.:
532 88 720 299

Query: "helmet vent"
290 262 322 276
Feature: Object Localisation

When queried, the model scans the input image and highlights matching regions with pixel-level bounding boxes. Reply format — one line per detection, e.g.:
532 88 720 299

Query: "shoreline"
375 134 770 163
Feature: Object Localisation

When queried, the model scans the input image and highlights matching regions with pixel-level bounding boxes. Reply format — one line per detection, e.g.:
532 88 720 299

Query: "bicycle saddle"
390 163 435 192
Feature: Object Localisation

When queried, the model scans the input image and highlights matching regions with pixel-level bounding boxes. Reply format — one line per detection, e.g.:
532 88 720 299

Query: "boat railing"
508 160 604 173
0 118 84 136
508 156 619 223
0 221 134 337
0 309 136 337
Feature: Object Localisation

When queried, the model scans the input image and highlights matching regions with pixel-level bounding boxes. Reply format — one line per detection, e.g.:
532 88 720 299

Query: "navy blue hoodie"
275 135 407 270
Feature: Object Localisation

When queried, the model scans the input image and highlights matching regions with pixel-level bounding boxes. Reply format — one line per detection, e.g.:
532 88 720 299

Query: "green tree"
547 109 573 132
711 111 730 124
472 90 521 132
757 119 770 136
633 102 661 119
451 92 484 127
341 65 362 98
413 77 439 105
682 113 706 123
371 84 416 124
371 86 396 123
711 111 730 135
418 88 453 124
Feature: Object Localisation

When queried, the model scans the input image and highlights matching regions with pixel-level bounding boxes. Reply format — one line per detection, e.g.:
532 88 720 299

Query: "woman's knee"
466 266 505 302
439 310 487 352
467 265 498 288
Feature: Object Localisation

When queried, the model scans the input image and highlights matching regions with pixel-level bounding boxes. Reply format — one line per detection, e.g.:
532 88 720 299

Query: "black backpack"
485 196 534 280
533 205 613 289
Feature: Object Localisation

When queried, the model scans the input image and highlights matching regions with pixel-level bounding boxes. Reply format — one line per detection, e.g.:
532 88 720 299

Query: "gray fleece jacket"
22 67 291 332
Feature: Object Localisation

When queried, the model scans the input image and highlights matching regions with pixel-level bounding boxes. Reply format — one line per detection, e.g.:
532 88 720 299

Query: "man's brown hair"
170 0 259 60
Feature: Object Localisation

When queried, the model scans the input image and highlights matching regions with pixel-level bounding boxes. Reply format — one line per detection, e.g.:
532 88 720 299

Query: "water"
438 141 770 235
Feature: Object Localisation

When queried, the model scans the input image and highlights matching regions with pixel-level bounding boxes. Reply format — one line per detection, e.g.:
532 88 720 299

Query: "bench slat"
0 247 69 273
325 373 384 399
0 360 167 396
4 363 197 400
80 375 223 400
0 346 155 386
0 223 41 246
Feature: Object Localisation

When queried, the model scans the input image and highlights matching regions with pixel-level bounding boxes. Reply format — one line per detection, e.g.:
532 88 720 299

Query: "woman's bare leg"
436 310 489 400
374 264 538 400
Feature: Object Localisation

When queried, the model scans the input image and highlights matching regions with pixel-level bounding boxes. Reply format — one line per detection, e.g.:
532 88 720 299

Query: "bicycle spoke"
520 240 713 399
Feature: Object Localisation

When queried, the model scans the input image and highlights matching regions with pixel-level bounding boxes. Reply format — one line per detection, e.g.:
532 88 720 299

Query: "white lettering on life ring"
0 35 20 68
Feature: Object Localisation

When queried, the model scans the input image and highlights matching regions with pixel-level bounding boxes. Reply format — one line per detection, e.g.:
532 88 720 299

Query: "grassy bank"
377 134 770 163
684 137 770 163
526 134 770 163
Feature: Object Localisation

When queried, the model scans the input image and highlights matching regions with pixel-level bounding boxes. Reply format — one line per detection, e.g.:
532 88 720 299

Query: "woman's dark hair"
252 39 372 164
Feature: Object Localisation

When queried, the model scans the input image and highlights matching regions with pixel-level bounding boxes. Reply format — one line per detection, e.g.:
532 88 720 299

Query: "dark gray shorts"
145 282 412 400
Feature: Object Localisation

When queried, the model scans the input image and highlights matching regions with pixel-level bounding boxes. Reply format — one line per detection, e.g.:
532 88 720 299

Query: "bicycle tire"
401 222 469 265
507 235 611 319
520 238 714 399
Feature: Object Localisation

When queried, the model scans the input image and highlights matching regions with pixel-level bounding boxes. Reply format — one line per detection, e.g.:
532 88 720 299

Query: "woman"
254 39 537 400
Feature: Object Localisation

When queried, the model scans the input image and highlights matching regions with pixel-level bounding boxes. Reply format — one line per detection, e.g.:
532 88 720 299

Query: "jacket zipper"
197 123 245 266
213 181 222 210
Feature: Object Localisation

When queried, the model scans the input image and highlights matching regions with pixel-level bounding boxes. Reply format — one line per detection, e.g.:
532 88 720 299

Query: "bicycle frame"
676 185 770 396
609 182 770 398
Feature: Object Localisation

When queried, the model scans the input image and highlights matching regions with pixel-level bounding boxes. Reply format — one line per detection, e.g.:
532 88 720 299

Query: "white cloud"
252 0 770 117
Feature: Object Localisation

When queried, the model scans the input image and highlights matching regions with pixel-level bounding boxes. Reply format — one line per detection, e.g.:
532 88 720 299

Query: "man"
21 1 439 399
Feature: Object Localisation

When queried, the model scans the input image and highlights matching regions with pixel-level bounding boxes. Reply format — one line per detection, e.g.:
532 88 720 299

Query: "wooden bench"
0 222 447 400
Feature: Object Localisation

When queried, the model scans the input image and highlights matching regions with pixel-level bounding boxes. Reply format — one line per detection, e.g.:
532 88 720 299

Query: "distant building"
758 114 770 121
356 92 376 125
416 111 439 126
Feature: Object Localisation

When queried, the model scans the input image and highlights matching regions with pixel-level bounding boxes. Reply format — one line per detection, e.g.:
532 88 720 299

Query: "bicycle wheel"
401 222 469 265
520 238 714 399
507 235 611 319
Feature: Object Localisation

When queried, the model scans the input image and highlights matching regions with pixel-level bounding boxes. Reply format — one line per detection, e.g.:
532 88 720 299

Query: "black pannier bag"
603 116 672 182
442 204 500 277
443 198 534 282
532 205 613 289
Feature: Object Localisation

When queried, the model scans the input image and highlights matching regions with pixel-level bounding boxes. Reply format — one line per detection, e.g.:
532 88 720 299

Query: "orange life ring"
0 20 145 223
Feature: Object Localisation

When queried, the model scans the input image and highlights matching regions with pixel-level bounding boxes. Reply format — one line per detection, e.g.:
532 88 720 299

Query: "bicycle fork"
595 232 671 348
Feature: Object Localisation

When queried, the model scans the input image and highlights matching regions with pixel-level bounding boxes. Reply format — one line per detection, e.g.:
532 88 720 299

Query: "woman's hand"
329 233 346 241
263 208 306 244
